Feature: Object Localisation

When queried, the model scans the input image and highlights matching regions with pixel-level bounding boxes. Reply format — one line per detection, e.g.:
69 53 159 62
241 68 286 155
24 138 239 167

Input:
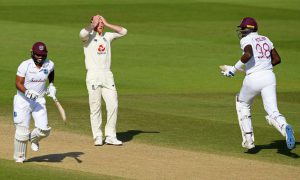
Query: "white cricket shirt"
16 59 54 95
240 32 274 75
79 28 127 72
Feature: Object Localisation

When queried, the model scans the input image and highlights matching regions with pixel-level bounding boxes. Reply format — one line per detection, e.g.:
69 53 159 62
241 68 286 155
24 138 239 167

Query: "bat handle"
52 96 58 102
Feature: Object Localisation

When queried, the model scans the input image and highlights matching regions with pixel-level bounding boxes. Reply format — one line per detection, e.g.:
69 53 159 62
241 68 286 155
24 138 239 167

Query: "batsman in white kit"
13 42 57 163
79 15 127 146
220 17 296 150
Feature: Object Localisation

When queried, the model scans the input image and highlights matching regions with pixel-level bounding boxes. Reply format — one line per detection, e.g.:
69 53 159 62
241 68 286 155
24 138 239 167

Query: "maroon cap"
238 17 258 30
32 42 48 55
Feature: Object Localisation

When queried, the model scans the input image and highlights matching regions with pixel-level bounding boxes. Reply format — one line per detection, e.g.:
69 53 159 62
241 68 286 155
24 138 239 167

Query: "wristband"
234 60 244 71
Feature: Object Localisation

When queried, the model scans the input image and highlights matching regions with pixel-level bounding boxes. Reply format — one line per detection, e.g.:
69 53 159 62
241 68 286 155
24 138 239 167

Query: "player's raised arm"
79 15 101 42
100 16 127 38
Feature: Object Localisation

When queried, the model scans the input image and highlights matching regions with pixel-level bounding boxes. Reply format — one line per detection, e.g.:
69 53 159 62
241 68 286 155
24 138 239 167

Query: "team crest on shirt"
97 44 106 54
43 69 48 75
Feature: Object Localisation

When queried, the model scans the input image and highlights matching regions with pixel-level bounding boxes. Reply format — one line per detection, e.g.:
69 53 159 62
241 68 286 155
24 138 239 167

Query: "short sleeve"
79 28 90 42
45 60 55 72
266 37 274 49
49 60 55 72
240 36 251 50
16 61 28 77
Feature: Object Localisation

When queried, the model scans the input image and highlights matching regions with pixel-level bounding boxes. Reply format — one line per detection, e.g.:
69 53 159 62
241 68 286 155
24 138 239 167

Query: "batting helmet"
237 17 258 38
31 42 48 66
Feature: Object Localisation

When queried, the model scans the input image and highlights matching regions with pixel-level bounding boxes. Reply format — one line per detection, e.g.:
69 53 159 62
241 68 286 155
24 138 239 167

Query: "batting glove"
25 89 40 100
47 83 57 99
221 65 237 77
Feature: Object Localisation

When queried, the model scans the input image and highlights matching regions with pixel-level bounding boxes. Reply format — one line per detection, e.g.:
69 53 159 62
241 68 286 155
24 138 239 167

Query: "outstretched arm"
220 45 253 77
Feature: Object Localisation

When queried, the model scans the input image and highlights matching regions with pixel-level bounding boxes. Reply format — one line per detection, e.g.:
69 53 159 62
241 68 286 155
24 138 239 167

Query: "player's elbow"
79 29 89 41
272 57 281 66
119 28 127 35
241 52 252 63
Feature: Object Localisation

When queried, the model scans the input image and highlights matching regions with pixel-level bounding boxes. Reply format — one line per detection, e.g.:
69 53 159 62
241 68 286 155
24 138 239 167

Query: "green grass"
0 0 300 177
0 159 123 180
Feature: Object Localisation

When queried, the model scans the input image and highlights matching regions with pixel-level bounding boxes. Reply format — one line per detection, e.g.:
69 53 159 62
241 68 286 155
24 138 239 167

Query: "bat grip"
52 96 58 102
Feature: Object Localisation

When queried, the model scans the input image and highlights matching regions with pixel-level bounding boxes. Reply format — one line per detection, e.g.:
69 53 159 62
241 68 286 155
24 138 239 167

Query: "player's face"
236 27 250 39
33 53 47 65
96 20 104 34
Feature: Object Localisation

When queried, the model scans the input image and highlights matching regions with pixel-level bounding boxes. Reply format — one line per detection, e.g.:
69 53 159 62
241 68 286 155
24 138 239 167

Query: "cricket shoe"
242 134 255 150
285 124 295 150
94 137 103 146
242 141 255 150
15 157 25 163
31 142 39 152
105 137 122 146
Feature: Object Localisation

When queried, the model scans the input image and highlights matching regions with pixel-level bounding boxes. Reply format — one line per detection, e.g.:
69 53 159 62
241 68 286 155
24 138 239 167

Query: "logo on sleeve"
13 112 17 117
43 69 49 75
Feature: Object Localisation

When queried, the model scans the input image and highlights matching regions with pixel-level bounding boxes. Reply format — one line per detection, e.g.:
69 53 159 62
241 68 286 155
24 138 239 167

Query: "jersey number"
256 43 270 59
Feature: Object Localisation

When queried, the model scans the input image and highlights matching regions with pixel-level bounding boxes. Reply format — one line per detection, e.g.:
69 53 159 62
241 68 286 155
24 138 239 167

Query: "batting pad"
14 125 30 161
30 127 51 144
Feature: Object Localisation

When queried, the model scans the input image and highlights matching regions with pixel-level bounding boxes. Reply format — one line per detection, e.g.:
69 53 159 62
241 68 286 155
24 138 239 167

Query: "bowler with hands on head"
79 15 127 146
13 42 57 163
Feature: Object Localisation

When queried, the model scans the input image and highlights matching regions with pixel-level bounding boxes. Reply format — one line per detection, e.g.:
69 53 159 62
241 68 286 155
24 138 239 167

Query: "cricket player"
13 42 57 163
221 17 296 150
79 15 127 146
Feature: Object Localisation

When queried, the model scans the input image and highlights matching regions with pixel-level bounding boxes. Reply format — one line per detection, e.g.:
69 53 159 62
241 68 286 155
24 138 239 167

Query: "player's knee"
108 101 118 111
15 125 30 141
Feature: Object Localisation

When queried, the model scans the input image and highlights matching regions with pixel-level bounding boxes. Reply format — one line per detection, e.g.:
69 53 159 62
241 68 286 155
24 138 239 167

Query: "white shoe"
94 137 103 146
31 142 39 152
242 134 255 149
105 137 122 146
15 157 25 163
242 141 255 149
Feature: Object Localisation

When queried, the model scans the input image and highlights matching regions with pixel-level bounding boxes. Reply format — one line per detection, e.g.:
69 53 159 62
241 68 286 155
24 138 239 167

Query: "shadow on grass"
26 152 84 163
117 130 160 143
245 140 299 158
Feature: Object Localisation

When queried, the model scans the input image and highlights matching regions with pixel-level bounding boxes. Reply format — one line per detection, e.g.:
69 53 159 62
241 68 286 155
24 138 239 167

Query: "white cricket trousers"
13 93 48 129
239 70 280 115
86 71 118 139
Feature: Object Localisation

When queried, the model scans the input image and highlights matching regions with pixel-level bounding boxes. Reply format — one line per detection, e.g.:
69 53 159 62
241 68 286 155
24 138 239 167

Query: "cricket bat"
53 97 67 123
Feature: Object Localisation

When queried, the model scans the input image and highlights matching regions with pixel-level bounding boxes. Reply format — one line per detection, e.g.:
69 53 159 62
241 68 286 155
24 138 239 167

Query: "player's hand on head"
221 65 236 78
25 89 40 100
91 15 100 28
47 83 57 99
99 16 107 25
